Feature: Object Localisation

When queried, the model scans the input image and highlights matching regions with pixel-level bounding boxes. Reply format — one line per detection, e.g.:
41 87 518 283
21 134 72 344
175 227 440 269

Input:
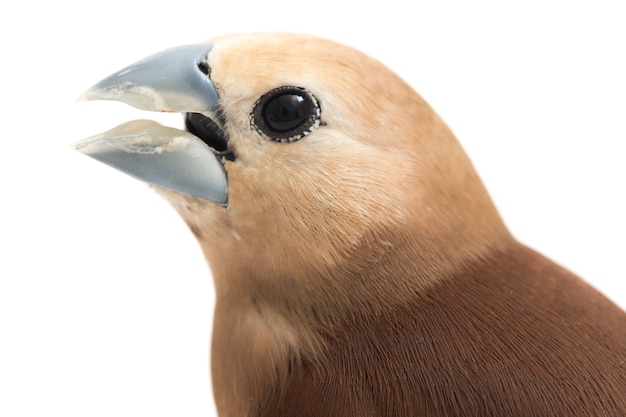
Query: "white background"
1 1 624 415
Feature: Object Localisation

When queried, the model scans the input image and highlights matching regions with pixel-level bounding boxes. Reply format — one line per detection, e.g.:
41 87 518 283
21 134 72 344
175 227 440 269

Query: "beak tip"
75 84 114 105
76 90 91 103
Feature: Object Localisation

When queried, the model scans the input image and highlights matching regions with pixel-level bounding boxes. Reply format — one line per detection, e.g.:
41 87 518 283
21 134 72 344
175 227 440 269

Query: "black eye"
264 94 307 131
252 86 321 142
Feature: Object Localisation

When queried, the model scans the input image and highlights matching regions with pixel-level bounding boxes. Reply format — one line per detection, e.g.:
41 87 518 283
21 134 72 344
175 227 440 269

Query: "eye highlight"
252 86 321 142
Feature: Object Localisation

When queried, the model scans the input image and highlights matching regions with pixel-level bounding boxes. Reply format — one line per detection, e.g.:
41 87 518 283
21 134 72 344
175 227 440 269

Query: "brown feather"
258 242 626 416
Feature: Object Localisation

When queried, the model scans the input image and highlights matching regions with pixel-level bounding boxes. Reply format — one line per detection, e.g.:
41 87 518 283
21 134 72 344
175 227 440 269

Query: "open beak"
73 45 228 204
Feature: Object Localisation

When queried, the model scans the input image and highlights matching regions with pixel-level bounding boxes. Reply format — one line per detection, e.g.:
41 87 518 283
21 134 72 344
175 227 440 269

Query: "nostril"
197 60 210 76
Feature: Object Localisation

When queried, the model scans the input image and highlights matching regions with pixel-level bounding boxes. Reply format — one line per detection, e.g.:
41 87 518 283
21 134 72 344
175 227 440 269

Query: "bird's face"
75 33 508 304
194 34 421 283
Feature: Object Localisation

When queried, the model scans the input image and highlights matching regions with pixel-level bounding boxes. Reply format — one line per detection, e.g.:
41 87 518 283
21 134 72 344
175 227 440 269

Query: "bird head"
75 33 509 313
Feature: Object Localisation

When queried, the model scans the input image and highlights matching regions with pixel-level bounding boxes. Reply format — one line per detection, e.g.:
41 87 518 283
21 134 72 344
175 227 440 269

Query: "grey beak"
78 44 219 113
74 44 228 204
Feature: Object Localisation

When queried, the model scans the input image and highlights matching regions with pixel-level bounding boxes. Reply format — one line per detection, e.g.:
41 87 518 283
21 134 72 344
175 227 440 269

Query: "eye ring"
252 86 321 142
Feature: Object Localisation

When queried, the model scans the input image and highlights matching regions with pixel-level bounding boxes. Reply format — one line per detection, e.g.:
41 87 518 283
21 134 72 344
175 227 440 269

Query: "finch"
75 33 626 417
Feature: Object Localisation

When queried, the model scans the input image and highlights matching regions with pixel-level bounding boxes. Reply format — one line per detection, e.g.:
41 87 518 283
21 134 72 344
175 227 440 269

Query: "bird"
74 33 626 417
